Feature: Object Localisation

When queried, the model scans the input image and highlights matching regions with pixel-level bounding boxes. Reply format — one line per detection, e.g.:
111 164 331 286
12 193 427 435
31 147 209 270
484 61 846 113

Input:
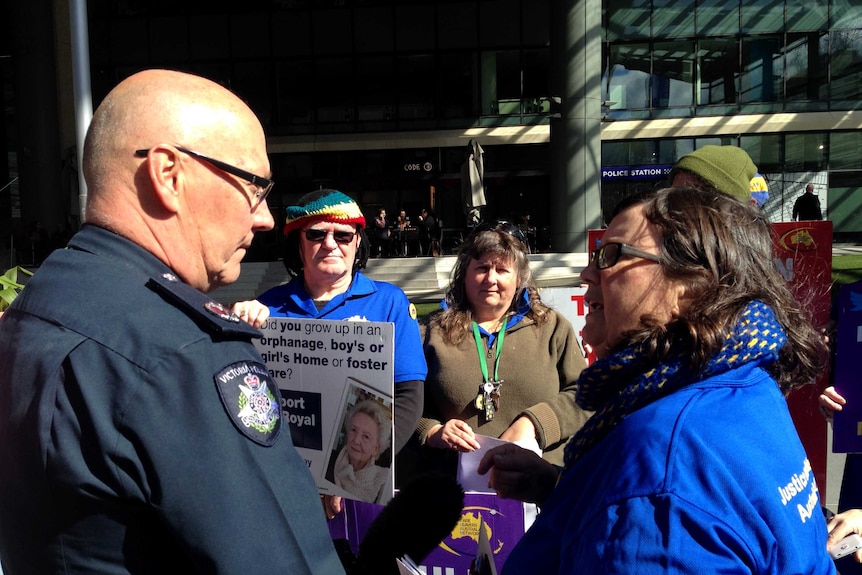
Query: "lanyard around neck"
472 317 508 383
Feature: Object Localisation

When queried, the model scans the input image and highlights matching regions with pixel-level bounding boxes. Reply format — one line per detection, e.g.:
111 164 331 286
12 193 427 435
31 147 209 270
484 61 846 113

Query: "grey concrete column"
549 0 602 252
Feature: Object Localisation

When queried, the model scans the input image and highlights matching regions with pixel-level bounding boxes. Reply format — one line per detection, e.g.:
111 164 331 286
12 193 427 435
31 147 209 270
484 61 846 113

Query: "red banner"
773 221 833 497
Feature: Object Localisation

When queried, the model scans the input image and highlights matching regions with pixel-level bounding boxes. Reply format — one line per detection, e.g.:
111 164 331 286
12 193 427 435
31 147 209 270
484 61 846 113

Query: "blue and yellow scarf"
563 301 786 470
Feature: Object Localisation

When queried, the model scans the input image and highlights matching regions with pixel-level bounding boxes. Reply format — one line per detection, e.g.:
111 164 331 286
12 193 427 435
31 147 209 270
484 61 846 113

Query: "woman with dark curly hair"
405 220 589 482
479 187 832 574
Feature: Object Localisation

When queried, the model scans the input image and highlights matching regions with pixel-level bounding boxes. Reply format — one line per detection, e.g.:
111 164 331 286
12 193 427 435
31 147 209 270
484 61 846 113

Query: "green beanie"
669 145 757 202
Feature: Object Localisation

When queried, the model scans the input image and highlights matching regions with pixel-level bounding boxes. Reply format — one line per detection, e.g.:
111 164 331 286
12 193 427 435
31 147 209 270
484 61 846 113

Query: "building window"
829 131 862 170
651 41 695 116
397 54 436 128
696 0 739 36
698 38 739 109
606 2 651 41
605 43 651 116
315 57 354 126
785 132 828 172
481 49 520 115
438 52 478 122
654 0 694 38
739 35 783 109
783 32 828 103
829 28 862 108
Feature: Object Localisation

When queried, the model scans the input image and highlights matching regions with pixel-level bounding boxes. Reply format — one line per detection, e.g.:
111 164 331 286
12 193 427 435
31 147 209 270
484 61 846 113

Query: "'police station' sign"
602 165 672 181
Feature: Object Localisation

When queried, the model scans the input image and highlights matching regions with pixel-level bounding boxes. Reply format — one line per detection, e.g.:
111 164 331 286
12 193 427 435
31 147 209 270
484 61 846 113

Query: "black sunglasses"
303 229 357 244
470 220 528 248
135 146 274 208
590 242 662 270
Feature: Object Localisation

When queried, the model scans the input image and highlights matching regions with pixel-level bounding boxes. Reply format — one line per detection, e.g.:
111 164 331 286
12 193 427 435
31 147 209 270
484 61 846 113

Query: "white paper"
474 517 499 575
396 555 424 575
457 434 541 494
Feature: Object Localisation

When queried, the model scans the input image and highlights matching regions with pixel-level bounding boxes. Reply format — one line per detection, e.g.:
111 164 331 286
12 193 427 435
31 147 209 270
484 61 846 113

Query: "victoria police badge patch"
214 361 282 446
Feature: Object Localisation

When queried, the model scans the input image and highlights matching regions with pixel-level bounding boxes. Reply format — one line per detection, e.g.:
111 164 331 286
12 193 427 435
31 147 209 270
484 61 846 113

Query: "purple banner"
832 279 862 453
328 493 530 573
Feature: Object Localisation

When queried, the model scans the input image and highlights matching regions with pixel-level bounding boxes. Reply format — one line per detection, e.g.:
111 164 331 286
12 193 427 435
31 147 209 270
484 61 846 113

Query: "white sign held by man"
254 317 395 505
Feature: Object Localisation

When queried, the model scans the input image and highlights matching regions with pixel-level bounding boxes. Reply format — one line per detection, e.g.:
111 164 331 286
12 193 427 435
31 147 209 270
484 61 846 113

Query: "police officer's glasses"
303 229 357 244
135 146 274 209
590 242 662 270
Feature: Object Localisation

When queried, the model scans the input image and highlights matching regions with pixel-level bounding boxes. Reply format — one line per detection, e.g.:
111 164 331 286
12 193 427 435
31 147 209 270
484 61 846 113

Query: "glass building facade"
600 0 862 238
2 0 861 264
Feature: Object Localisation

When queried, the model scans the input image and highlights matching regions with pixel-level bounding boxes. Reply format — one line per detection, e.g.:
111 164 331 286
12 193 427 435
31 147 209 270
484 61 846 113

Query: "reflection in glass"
652 41 695 110
606 43 650 111
696 0 739 35
739 36 782 104
830 29 862 107
698 39 739 105
786 0 827 32
653 0 694 38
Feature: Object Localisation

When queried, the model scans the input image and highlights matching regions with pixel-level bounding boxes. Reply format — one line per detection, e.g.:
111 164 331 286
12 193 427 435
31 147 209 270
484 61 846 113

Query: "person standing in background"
793 183 824 221
404 221 589 484
373 208 392 257
417 208 438 255
394 209 411 256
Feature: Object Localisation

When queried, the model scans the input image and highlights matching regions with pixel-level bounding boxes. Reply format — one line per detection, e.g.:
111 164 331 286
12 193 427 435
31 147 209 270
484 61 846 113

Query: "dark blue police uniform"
0 224 344 574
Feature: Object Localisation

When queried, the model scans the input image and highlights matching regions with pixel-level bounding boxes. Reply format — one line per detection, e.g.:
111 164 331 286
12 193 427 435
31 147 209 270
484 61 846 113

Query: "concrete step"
209 253 588 305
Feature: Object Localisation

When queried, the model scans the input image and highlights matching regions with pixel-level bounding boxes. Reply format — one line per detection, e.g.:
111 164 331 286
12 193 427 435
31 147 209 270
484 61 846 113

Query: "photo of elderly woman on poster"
325 394 393 505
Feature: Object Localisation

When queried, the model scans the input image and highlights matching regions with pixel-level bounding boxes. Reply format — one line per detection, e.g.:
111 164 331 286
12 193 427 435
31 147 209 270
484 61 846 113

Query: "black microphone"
350 472 465 575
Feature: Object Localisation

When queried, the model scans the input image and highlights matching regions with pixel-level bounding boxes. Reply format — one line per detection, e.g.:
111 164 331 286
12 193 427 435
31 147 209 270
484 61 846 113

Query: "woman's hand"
499 416 537 445
818 386 847 424
477 443 559 506
321 494 343 520
231 299 270 329
827 508 862 563
427 420 481 452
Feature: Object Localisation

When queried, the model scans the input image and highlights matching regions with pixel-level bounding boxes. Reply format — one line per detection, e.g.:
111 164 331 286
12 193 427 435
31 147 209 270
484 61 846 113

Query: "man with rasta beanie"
670 144 758 204
233 189 426 519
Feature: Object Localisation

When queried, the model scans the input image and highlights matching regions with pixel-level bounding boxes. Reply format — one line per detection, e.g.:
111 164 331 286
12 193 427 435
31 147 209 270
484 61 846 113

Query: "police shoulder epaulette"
147 273 261 338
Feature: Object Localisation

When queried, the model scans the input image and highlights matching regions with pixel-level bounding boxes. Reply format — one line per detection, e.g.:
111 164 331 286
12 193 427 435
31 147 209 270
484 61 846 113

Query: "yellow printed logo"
779 227 817 251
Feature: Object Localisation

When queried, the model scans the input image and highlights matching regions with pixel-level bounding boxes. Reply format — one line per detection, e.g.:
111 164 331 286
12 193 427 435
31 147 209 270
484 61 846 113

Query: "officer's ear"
138 145 184 214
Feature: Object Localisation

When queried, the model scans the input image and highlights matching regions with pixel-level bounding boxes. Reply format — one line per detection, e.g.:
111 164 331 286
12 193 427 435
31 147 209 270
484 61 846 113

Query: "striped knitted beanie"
283 189 366 235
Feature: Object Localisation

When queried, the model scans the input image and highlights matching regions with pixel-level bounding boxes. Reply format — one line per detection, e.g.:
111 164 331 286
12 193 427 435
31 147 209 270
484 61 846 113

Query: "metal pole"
1 177 19 268
69 0 93 224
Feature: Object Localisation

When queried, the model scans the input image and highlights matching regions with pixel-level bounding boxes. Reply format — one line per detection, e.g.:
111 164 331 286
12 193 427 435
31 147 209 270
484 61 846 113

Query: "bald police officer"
0 70 344 574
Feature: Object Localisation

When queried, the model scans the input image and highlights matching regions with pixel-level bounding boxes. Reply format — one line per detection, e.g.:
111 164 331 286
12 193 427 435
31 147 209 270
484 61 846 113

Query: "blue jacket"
503 363 835 574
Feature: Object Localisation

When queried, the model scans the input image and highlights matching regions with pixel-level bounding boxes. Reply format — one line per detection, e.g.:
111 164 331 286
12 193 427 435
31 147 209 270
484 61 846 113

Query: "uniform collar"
68 224 175 279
